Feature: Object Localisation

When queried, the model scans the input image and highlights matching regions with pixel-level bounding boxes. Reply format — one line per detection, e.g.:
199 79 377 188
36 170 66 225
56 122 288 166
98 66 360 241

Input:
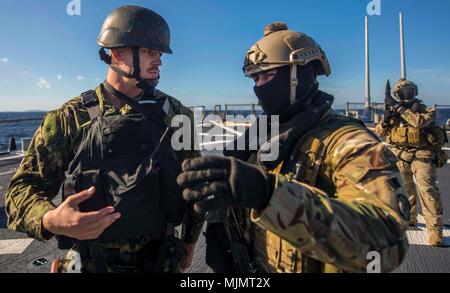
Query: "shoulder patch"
40 110 65 148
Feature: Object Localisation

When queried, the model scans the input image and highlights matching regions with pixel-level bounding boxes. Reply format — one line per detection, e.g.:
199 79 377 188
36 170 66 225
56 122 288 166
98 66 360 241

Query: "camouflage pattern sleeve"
161 91 205 243
400 108 436 128
250 128 409 272
5 105 82 241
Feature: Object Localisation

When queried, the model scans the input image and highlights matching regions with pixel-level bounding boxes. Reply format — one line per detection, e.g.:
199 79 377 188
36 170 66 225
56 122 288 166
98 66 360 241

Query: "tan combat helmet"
243 22 331 104
393 79 419 100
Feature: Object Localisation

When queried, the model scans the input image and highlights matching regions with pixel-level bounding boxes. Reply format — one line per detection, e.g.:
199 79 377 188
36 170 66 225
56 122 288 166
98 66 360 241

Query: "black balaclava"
396 88 425 112
253 64 316 115
397 88 416 101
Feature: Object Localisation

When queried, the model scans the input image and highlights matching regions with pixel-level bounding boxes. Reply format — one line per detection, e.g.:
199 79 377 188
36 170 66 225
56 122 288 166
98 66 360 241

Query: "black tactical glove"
396 101 410 115
385 96 398 108
410 101 426 113
410 102 420 113
177 156 275 213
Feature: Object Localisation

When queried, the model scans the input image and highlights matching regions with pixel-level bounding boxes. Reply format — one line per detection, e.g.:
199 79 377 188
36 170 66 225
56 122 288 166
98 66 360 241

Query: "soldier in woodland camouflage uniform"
376 79 448 247
5 5 204 272
177 22 410 273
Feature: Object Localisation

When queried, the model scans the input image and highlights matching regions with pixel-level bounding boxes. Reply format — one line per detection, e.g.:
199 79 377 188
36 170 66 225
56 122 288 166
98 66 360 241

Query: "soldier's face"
251 69 277 87
113 48 162 81
138 48 163 80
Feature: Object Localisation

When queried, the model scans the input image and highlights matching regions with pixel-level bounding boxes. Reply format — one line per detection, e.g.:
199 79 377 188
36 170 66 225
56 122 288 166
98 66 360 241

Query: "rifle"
152 223 186 273
383 79 402 126
385 79 399 111
220 208 258 273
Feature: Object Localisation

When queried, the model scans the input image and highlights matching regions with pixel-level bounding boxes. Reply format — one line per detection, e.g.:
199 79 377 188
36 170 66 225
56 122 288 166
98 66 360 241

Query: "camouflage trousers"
393 148 443 231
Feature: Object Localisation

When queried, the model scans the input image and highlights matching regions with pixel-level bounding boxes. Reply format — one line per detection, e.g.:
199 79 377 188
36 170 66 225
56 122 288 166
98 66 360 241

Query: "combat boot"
428 229 443 247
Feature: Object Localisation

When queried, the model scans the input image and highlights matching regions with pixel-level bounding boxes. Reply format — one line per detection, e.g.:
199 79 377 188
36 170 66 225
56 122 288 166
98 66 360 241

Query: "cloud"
37 78 51 89
0 57 8 63
21 70 30 74
76 75 84 80
57 74 63 80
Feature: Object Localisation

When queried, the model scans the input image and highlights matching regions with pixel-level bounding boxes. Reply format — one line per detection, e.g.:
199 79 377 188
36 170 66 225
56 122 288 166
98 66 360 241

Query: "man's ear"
110 48 122 64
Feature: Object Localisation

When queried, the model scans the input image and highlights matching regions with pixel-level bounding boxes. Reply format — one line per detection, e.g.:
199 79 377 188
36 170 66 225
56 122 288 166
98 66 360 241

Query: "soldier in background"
376 79 448 247
5 5 204 272
177 22 410 273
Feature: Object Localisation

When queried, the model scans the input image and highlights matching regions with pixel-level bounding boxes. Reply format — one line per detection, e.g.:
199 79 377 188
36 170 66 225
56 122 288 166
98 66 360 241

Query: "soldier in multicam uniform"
375 79 448 247
5 5 204 272
177 22 410 273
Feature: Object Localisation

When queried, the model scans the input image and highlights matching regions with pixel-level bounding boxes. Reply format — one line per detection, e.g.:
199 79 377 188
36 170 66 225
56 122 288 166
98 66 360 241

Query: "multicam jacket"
250 110 409 273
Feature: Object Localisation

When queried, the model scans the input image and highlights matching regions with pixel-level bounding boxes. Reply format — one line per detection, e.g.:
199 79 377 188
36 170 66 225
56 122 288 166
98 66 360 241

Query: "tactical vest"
57 90 186 249
386 124 430 149
252 114 368 273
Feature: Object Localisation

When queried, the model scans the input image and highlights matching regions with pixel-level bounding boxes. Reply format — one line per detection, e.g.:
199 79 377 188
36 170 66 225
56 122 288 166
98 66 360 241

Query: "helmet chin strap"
289 63 318 105
99 47 159 94
289 63 298 105
130 47 150 90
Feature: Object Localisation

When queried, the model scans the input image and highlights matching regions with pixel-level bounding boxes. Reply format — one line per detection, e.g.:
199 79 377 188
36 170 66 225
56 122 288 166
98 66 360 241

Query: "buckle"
81 90 98 107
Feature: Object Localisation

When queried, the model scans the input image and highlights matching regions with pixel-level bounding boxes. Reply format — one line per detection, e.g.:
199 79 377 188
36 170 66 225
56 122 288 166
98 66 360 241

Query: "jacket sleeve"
250 128 409 272
5 109 76 241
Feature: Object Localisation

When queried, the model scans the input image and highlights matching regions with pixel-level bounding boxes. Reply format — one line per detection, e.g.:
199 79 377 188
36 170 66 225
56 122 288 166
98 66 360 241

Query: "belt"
78 231 165 273
397 149 436 164
102 237 164 272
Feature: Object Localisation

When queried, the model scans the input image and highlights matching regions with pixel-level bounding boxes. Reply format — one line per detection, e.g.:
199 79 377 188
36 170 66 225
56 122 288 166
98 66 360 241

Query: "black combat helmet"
98 5 172 53
97 5 172 90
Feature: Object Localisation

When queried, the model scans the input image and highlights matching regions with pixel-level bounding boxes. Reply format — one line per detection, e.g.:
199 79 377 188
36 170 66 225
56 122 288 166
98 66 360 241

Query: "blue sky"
0 0 449 111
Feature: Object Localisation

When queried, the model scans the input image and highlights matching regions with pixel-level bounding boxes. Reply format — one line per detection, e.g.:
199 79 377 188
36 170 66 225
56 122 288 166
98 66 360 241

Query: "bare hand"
42 186 121 240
